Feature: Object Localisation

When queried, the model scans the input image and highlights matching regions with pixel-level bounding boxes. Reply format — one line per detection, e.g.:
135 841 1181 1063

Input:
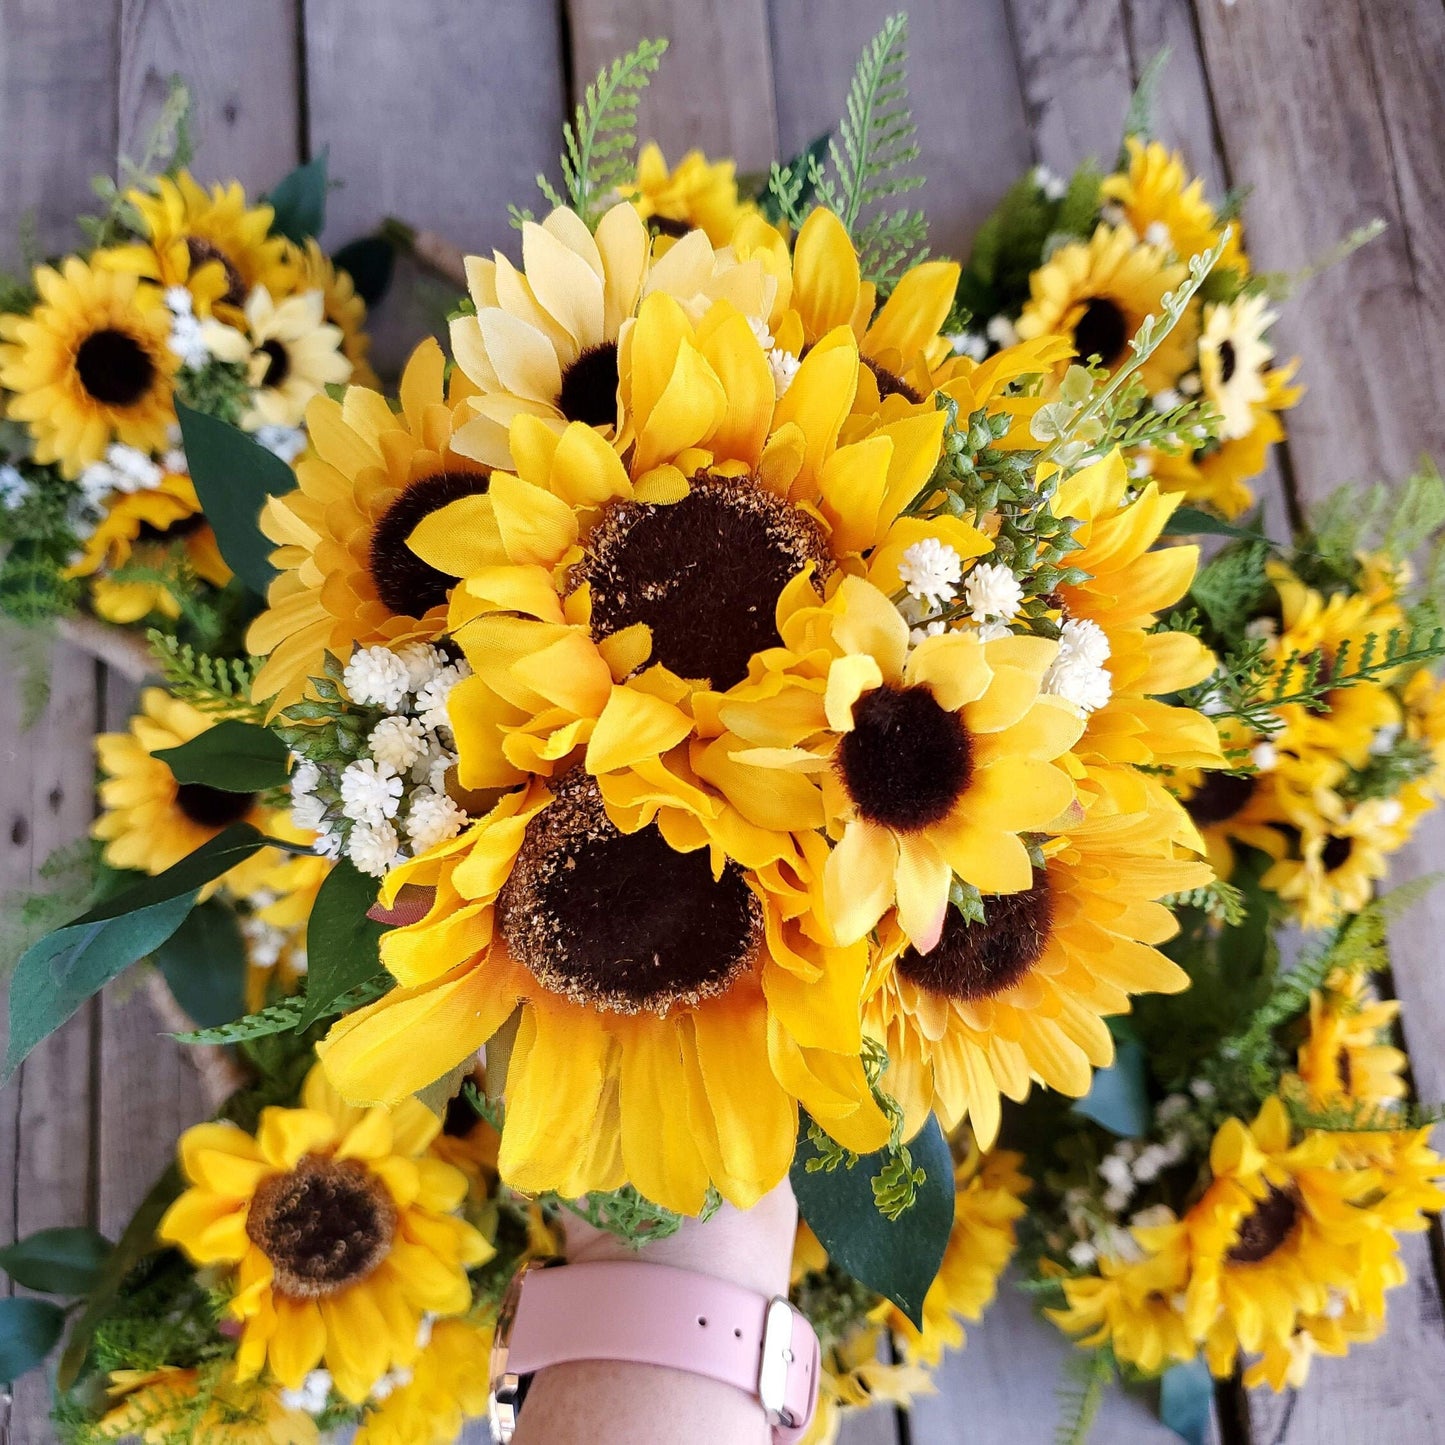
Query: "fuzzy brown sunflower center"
866 359 923 405
837 684 972 833
496 769 764 1015
574 473 835 691
246 1155 397 1298
1321 834 1354 872
647 215 692 240
1225 1183 1301 1265
897 870 1054 1000
369 470 493 617
258 338 290 389
74 328 156 407
557 341 621 429
1336 1046 1354 1093
1184 771 1257 827
185 237 247 308
1073 298 1130 369
1218 339 1238 386
174 782 256 829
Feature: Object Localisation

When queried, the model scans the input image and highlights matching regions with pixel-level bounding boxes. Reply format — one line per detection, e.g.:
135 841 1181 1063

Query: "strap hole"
733 1327 743 1338
697 1316 707 1327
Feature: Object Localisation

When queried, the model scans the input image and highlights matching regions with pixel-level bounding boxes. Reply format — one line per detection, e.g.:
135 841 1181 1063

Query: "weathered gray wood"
118 0 301 191
767 0 1035 259
568 0 779 175
303 0 567 377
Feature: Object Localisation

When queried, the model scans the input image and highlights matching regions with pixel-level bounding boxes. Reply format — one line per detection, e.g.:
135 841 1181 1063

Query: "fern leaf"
1054 1349 1112 1445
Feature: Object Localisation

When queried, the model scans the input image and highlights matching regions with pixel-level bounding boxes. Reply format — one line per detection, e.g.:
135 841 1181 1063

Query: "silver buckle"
488 1260 547 1442
757 1296 798 1426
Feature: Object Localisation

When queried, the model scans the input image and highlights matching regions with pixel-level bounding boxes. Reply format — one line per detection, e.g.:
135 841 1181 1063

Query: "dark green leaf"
790 1114 953 1327
176 402 297 596
0 1297 65 1382
266 151 329 243
0 1228 112 1296
1073 1038 1151 1138
1162 507 1267 541
154 900 249 1029
332 234 397 307
1159 1358 1214 1445
154 719 290 792
3 825 266 1081
299 860 386 1026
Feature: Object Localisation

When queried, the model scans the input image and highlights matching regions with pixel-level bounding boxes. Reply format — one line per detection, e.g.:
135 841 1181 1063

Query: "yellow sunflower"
1016 224 1197 393
626 142 761 247
1198 293 1277 440
1295 969 1407 1110
64 470 232 624
159 1065 490 1404
1100 137 1248 277
447 200 778 468
97 1365 318 1445
1403 664 1445 794
287 236 378 388
865 772 1206 1143
93 688 298 899
246 339 487 709
0 257 177 478
103 170 296 319
795 1318 933 1445
318 770 890 1214
353 1317 493 1445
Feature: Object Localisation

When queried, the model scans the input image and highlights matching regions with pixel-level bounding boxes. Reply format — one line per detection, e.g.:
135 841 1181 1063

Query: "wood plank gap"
296 0 313 162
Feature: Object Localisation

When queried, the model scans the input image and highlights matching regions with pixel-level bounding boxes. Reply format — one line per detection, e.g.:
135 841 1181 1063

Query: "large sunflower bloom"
353 1317 493 1445
247 340 487 709
1016 224 1196 394
318 771 889 1214
97 1365 318 1445
159 1066 490 1403
625 142 761 247
0 257 177 478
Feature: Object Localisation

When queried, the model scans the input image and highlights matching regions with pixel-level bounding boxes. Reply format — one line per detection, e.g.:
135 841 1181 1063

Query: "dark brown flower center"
1225 1183 1301 1265
1321 835 1354 872
557 341 621 428
246 1155 397 1298
370 470 492 617
1336 1046 1354 1094
186 237 247 308
647 216 692 240
897 870 1053 999
74 328 156 407
1184 771 1257 827
1073 297 1130 370
866 359 923 405
258 338 290 389
1218 339 1238 386
496 769 763 1015
174 782 255 829
837 684 972 833
573 472 834 691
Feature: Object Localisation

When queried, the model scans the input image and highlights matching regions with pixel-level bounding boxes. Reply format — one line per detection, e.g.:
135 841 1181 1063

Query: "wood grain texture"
567 0 779 174
117 0 301 192
766 0 1035 259
303 0 567 377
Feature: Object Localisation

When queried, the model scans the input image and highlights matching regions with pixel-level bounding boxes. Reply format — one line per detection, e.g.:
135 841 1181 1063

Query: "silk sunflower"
353 1317 493 1445
1198 293 1277 441
1294 969 1407 1111
318 769 890 1214
288 236 379 388
159 1065 490 1404
246 339 487 709
625 142 761 247
96 1365 318 1445
0 256 177 478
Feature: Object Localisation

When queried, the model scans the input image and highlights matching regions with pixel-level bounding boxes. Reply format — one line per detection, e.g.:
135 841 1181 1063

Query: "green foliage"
1121 49 1171 151
0 1228 112 1296
174 356 250 427
1338 736 1438 805
1256 217 1386 302
148 631 263 719
0 537 83 623
789 1261 881 1356
1054 1347 1112 1445
153 901 248 1030
1190 538 1274 643
273 652 376 764
0 1297 65 1383
172 973 390 1046
266 151 329 243
558 1185 718 1249
0 839 105 981
540 38 668 226
299 861 386 1026
154 720 290 793
1161 878 1248 927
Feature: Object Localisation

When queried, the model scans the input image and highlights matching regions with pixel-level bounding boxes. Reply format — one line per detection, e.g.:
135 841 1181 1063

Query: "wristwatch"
489 1259 821 1442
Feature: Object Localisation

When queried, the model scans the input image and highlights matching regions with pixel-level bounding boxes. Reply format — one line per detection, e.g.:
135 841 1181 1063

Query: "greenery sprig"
147 631 264 721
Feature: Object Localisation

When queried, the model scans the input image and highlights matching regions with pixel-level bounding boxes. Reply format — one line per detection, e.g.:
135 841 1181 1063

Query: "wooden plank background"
2 2 1442 1441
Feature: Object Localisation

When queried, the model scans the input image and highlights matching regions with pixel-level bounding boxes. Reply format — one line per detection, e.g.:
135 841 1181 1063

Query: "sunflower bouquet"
0 82 374 653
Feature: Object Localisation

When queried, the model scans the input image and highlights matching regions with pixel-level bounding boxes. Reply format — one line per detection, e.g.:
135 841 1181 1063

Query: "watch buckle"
489 1259 548 1442
757 1296 798 1426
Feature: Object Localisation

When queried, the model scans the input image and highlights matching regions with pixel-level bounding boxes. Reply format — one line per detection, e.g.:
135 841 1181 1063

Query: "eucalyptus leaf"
1159 1358 1214 1444
1073 1037 1151 1138
154 719 290 793
154 900 249 1029
0 1297 65 1382
1163 507 1267 541
299 860 386 1026
176 403 297 596
0 1227 112 1296
790 1113 953 1327
266 151 329 243
2 825 267 1081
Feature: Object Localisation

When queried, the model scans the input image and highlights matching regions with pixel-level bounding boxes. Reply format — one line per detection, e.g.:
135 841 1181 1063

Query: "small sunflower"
97 1365 318 1444
1294 969 1407 1111
1016 224 1197 393
64 470 231 624
289 236 378 388
159 1065 490 1403
103 170 296 319
353 1317 493 1445
204 287 351 430
1100 137 1248 277
1199 294 1277 441
794 1316 932 1445
626 142 761 248
246 340 488 709
93 688 294 897
0 257 177 478
318 770 890 1214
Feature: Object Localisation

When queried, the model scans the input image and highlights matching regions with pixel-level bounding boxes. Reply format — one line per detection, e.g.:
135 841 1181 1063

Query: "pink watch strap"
504 1260 820 1442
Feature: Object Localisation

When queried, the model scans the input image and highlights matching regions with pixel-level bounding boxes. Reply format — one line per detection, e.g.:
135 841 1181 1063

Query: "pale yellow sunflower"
1198 293 1277 441
288 236 379 388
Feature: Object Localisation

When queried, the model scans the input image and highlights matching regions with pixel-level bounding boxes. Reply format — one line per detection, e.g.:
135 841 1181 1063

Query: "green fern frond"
1162 878 1247 926
146 631 264 721
1120 50 1171 153
1285 1092 1445 1135
171 975 389 1046
1054 1348 1112 1445
546 38 668 227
